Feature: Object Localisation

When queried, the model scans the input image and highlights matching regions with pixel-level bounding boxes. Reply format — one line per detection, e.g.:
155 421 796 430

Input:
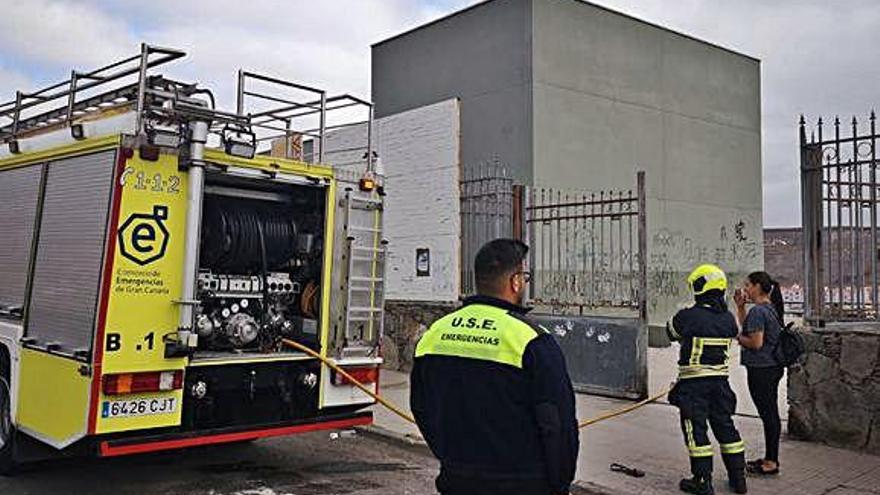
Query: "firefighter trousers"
669 377 745 478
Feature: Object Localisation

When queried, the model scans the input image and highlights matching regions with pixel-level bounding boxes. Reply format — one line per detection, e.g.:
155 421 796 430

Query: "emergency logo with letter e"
118 205 171 266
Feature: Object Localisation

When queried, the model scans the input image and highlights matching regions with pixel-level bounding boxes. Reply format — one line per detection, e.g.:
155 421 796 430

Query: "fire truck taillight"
103 370 184 395
333 366 379 387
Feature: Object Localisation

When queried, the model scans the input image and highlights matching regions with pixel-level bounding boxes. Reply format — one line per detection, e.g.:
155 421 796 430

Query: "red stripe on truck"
98 415 372 457
88 148 129 434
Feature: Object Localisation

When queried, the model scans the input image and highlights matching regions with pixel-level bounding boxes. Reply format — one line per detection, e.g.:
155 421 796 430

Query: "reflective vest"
667 304 738 380
676 336 733 379
415 303 541 369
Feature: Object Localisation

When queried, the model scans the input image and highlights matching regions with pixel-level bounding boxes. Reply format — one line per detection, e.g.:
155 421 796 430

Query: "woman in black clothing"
734 271 785 476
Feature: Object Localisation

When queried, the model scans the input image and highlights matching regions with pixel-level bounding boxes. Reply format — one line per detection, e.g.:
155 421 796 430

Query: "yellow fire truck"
0 44 385 472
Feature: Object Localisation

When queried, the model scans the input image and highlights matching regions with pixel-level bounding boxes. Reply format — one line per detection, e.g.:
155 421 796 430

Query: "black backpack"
774 321 805 367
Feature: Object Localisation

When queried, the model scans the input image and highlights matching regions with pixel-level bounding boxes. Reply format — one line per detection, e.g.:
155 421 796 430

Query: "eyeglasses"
512 271 532 283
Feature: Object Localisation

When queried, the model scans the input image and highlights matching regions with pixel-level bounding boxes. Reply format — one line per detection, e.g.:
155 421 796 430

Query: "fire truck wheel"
0 375 15 476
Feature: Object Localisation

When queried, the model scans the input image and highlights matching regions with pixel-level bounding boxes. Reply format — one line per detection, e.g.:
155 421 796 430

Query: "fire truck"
0 44 385 472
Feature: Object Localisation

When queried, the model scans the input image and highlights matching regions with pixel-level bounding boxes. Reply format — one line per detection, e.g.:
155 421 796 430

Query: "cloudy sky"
2 0 878 227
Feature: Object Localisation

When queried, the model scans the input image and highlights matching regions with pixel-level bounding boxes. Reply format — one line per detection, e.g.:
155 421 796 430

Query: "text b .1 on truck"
0 44 386 472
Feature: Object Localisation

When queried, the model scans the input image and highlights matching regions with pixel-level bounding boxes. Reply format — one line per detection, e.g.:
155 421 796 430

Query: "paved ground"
0 431 440 495
3 347 871 495
372 367 880 495
649 346 788 419
369 347 787 442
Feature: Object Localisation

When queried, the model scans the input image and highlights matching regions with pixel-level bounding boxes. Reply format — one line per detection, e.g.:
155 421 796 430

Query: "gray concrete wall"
371 0 534 183
372 0 764 328
531 0 763 327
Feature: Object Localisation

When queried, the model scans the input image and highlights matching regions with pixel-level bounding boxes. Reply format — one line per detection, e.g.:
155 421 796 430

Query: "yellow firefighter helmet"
687 264 728 295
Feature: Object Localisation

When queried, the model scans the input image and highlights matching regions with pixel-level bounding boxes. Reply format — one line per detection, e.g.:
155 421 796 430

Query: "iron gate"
459 161 514 295
458 168 649 398
801 112 880 322
526 172 647 319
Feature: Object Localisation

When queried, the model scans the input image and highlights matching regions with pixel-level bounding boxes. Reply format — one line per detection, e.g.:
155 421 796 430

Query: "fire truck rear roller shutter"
0 164 42 312
27 150 116 355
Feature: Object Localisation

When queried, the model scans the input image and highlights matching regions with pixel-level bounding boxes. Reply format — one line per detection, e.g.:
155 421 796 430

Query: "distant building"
764 228 803 288
765 227 877 314
764 228 804 312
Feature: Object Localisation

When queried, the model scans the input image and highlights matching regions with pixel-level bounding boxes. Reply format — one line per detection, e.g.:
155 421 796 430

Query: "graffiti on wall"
648 219 761 312
531 222 640 309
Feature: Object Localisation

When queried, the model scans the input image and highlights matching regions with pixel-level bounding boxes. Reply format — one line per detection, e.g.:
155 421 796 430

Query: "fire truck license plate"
101 398 177 418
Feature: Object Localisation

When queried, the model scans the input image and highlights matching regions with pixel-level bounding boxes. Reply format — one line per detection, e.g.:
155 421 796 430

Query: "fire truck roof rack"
0 43 375 170
0 43 185 143
237 71 374 170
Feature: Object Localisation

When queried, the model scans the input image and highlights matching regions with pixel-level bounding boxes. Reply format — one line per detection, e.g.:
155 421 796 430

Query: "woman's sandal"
747 461 780 475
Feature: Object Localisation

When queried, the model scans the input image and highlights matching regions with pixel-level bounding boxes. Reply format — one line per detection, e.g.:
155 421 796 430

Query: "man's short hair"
474 239 529 295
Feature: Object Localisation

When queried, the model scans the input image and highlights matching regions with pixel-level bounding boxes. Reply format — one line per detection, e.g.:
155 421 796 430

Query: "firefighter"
667 264 747 495
411 239 579 495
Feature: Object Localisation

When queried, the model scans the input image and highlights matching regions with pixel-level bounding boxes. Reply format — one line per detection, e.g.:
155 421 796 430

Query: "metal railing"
458 164 647 317
460 161 515 295
0 44 375 171
526 172 647 317
239 71 375 170
0 44 185 143
801 112 879 322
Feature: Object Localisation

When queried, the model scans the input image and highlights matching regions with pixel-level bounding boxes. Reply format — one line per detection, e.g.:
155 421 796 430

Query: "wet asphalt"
0 430 440 495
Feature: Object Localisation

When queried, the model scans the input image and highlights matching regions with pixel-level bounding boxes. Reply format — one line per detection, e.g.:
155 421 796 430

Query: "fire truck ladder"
342 191 386 358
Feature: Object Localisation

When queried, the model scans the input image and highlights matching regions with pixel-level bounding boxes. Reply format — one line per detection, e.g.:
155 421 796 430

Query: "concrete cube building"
372 0 763 330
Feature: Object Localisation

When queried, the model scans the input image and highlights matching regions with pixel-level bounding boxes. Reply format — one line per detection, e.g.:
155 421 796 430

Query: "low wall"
382 300 457 372
788 324 880 454
533 314 648 400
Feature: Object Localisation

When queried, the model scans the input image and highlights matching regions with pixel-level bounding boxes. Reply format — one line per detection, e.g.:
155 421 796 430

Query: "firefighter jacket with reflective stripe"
666 304 738 379
411 295 579 494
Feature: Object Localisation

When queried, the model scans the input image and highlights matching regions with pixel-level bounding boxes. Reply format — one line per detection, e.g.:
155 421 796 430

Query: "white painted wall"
323 99 461 303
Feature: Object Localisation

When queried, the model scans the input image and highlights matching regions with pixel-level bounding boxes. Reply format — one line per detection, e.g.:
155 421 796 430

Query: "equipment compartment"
193 172 327 357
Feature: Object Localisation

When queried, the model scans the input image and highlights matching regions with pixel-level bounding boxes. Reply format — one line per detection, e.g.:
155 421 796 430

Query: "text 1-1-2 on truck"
0 43 386 473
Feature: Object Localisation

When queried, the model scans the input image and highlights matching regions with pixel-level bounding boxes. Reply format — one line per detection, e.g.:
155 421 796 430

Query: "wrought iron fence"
801 112 879 322
460 161 514 295
459 165 647 317
525 172 647 317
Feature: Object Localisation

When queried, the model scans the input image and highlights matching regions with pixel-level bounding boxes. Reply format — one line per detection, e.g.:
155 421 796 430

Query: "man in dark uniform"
411 239 579 495
667 264 748 495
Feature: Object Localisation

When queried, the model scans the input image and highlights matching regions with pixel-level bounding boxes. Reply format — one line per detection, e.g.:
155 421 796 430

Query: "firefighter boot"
723 454 747 494
679 475 715 495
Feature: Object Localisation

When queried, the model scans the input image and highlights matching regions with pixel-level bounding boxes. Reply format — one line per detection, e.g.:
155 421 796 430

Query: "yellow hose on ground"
282 338 417 424
281 338 670 430
577 385 671 429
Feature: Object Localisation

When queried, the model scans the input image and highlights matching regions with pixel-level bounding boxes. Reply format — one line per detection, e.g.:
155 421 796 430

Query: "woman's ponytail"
769 280 785 325
747 271 785 324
